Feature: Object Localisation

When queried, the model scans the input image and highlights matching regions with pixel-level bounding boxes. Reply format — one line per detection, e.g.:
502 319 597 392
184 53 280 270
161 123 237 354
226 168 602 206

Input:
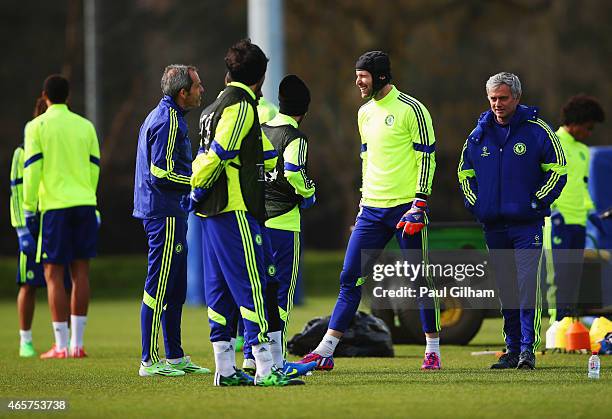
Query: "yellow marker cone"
554 317 573 349
590 317 612 353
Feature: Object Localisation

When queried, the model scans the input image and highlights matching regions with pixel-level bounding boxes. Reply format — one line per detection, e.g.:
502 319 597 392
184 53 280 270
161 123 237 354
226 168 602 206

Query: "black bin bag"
287 311 394 357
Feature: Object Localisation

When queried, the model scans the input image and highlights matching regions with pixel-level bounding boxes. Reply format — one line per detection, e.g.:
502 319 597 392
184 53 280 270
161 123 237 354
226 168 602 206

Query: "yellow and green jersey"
263 113 316 232
358 86 436 208
551 127 594 226
10 143 26 228
258 97 278 124
23 104 100 212
192 82 277 220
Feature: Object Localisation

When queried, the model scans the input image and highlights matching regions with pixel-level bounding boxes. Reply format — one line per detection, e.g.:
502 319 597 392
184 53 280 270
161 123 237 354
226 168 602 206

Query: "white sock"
212 341 235 377
52 322 69 350
20 330 32 345
268 331 284 369
167 357 183 364
314 333 340 357
425 337 440 355
141 359 153 367
253 342 273 379
229 338 237 369
70 315 87 349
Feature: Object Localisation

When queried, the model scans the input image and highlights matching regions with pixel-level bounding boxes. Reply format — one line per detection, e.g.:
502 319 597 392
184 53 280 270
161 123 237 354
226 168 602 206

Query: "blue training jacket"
458 104 567 229
133 96 192 219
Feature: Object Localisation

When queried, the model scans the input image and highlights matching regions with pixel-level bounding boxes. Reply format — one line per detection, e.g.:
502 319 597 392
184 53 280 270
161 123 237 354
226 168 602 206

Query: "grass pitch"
0 296 609 419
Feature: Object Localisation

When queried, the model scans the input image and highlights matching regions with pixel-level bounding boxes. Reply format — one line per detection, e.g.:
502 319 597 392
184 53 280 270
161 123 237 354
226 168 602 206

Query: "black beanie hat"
355 51 392 91
279 75 310 116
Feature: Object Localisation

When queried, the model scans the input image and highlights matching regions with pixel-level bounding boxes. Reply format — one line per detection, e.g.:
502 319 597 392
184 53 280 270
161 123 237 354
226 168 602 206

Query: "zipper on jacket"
498 124 512 221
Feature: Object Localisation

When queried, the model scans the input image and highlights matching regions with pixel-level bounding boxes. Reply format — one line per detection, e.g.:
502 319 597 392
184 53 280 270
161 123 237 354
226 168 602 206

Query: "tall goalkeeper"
297 51 442 371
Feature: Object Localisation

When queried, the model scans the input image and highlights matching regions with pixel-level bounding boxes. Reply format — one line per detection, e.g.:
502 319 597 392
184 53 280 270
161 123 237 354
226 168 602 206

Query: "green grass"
0 296 609 419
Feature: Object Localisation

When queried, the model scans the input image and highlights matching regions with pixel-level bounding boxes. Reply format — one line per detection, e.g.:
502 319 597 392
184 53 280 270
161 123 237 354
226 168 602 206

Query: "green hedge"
0 251 345 300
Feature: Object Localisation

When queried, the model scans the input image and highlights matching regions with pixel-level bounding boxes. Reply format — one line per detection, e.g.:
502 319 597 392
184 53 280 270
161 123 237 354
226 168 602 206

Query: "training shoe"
19 342 37 358
71 347 88 358
214 368 254 386
297 352 334 371
167 356 211 374
40 345 68 359
490 352 520 369
282 360 317 378
517 351 536 370
234 336 245 352
139 361 186 377
242 358 256 376
421 352 441 370
255 368 305 386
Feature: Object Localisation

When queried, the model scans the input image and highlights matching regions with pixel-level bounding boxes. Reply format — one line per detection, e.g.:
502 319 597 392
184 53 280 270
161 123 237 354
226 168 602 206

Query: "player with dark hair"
297 51 442 371
186 39 300 386
23 75 99 359
545 95 605 326
239 75 318 379
10 97 72 357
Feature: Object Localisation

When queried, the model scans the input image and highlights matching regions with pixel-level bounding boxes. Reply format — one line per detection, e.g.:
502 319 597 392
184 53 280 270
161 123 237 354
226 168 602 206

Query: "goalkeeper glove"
396 198 428 236
550 209 564 226
300 194 316 209
17 227 36 257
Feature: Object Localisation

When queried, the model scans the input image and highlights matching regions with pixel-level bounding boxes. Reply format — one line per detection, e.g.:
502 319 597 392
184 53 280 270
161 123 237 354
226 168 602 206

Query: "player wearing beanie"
242 75 318 379
297 51 442 371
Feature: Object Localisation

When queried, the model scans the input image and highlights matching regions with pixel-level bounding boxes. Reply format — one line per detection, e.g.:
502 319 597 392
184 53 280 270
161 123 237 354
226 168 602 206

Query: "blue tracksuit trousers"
484 221 544 353
141 217 187 363
201 211 269 348
329 204 441 334
550 222 586 320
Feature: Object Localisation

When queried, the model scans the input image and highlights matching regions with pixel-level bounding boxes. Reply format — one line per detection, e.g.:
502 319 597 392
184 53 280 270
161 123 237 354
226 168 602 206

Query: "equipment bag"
288 311 394 357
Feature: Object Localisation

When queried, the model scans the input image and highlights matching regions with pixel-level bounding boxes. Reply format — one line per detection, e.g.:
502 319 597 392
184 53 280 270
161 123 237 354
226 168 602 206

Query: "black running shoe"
517 351 536 370
490 352 520 369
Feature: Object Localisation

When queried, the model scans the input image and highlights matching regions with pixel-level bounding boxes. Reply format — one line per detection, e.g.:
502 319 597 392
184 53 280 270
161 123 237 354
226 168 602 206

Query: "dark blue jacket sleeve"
458 139 478 210
149 112 191 192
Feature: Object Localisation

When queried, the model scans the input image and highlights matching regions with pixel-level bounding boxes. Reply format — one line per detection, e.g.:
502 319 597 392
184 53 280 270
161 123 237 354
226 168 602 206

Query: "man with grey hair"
133 64 209 376
458 71 566 370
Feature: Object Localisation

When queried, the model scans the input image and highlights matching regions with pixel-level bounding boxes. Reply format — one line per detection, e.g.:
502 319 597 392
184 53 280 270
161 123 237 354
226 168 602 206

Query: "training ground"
0 255 610 418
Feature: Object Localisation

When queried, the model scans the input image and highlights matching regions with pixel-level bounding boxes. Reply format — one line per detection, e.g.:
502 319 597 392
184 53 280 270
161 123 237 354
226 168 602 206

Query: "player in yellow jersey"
297 51 441 371
23 75 100 359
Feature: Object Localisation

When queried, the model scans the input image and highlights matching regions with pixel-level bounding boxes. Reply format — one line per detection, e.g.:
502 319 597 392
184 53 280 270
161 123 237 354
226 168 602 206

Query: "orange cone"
565 320 591 351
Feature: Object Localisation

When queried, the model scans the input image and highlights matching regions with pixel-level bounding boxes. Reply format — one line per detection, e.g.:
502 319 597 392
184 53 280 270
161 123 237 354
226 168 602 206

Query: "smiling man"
297 51 442 371
458 72 567 370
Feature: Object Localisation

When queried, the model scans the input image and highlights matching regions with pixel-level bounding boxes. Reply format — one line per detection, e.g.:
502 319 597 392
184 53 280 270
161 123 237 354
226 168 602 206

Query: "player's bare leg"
69 259 90 357
17 285 36 357
40 263 69 358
